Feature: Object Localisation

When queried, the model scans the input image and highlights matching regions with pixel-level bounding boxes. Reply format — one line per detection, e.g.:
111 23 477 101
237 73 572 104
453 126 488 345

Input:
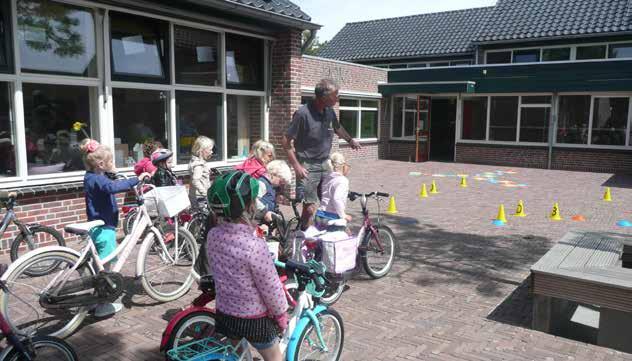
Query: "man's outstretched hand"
350 139 362 150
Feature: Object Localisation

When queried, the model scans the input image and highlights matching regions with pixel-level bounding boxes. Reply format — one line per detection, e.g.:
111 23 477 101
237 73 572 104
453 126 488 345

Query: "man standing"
282 79 360 228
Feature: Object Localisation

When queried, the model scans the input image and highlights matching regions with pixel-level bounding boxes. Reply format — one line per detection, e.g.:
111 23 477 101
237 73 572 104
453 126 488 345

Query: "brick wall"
551 148 632 173
387 141 419 162
300 56 386 94
455 143 549 169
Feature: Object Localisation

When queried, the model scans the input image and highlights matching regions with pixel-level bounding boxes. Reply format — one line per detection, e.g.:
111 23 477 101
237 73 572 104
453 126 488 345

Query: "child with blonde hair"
319 152 352 222
255 160 292 223
80 138 149 317
235 140 275 179
188 136 215 205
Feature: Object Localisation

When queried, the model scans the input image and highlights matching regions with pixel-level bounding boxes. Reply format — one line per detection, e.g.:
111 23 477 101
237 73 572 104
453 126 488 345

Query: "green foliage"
302 30 329 56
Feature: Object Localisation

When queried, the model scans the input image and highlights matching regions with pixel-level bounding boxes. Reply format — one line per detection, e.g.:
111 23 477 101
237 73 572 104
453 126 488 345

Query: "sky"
292 0 498 41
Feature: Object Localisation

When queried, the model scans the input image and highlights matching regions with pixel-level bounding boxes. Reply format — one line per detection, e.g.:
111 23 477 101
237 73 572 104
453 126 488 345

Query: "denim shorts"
88 226 117 260
250 337 279 350
296 158 328 204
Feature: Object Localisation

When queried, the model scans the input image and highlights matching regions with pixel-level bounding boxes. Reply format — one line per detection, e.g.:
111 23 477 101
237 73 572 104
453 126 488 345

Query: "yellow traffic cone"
387 196 398 214
430 180 439 194
460 176 468 188
419 184 428 199
495 204 508 223
549 203 563 221
513 200 527 217
603 187 612 202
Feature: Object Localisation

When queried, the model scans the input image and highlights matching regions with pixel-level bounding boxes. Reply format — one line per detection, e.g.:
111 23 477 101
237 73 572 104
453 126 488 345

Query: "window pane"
360 110 377 138
405 97 418 111
461 97 487 140
419 112 429 131
520 107 550 143
0 4 10 70
18 0 96 76
389 64 406 69
113 88 168 167
225 34 263 90
608 43 632 59
429 62 449 67
486 51 511 64
522 96 551 105
301 96 310 105
110 12 168 81
227 95 262 159
23 83 95 174
340 110 358 139
542 48 570 61
489 97 518 141
174 26 219 86
392 97 403 138
404 112 415 137
339 99 358 107
576 45 606 60
513 49 540 63
176 91 223 164
591 98 629 146
407 63 426 68
557 95 590 144
450 60 472 66
361 100 378 109
0 83 16 177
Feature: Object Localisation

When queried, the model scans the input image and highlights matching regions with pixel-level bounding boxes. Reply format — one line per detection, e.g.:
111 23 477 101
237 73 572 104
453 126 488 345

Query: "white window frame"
338 98 379 143
1 0 270 188
390 96 427 141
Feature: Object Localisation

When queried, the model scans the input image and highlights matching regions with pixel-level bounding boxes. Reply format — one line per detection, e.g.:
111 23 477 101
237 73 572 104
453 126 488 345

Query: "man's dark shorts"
296 158 328 204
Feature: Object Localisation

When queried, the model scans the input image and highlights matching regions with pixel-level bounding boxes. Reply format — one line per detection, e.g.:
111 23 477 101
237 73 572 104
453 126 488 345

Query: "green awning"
379 81 475 95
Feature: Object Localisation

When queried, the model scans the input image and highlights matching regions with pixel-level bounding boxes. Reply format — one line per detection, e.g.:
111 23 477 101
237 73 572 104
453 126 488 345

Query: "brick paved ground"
5 160 632 360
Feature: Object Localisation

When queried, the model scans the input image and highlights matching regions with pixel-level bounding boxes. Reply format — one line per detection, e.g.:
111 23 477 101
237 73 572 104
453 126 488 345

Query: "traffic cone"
603 187 612 202
513 200 527 217
387 196 398 214
549 203 563 221
419 184 429 198
430 180 439 194
460 176 468 188
495 204 508 223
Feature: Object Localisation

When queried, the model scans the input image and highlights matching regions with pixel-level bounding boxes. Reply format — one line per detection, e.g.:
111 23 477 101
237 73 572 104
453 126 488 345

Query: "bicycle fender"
135 227 161 277
286 304 327 361
0 246 93 282
159 306 215 351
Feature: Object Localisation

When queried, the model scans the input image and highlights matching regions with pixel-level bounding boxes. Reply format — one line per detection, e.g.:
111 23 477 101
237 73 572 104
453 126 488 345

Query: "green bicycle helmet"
208 171 259 218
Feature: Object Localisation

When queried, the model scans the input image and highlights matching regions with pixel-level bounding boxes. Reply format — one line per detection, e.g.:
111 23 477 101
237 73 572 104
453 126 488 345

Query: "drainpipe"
548 93 559 169
301 29 317 54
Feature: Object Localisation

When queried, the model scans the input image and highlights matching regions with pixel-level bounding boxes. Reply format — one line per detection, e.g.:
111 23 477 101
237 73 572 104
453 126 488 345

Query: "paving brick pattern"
5 160 632 360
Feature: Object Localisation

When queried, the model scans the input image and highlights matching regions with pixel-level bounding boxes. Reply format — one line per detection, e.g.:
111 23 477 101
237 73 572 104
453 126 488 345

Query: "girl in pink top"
133 139 162 176
234 140 275 179
320 152 352 222
207 171 288 361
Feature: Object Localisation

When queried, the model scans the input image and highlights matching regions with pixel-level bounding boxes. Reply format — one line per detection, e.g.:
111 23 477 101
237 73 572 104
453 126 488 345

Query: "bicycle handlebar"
348 191 390 201
275 259 327 292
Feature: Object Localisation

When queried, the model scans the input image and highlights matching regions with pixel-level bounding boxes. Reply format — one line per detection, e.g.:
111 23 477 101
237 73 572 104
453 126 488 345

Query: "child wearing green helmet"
206 171 289 361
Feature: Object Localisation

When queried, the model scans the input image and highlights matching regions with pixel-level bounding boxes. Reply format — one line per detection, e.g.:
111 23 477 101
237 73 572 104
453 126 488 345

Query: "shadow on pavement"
602 173 632 189
486 276 533 328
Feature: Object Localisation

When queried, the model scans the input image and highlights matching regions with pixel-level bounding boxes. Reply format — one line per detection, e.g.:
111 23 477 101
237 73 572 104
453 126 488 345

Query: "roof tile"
223 0 310 21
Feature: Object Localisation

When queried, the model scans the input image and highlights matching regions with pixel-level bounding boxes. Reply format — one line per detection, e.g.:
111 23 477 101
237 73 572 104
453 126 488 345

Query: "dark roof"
224 0 311 21
475 0 632 43
318 7 494 61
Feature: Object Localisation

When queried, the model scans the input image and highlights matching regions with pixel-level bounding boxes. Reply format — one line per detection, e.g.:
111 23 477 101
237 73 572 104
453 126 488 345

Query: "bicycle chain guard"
39 272 125 309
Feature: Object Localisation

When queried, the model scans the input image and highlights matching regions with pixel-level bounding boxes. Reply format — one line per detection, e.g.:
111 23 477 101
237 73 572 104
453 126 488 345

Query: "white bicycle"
0 176 198 339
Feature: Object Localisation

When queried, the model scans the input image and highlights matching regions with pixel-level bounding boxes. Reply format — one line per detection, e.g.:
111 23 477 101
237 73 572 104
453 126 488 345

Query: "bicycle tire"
122 208 140 236
361 225 396 279
138 227 197 302
10 225 65 270
292 308 344 361
319 280 346 306
0 250 93 339
163 311 217 356
2 335 78 361
185 212 208 244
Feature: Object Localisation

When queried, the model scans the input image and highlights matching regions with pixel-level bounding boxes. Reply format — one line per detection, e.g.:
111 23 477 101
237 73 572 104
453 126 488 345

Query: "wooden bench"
531 231 632 353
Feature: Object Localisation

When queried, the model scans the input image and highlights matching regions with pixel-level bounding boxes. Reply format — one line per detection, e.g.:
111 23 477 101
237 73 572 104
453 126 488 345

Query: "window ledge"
338 138 379 144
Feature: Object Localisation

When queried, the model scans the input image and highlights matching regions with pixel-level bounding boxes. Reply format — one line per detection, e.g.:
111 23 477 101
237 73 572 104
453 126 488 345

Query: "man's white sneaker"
93 302 123 317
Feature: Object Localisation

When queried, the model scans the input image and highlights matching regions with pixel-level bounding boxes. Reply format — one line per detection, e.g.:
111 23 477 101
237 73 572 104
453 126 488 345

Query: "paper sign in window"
23 25 47 44
226 51 239 83
122 35 145 55
196 46 214 63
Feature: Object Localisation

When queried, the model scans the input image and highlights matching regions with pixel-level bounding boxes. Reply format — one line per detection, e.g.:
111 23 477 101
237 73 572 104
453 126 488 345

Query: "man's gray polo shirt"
286 102 340 161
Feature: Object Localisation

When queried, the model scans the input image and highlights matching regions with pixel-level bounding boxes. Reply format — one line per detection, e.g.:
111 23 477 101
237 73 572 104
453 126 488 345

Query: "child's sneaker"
93 302 123 317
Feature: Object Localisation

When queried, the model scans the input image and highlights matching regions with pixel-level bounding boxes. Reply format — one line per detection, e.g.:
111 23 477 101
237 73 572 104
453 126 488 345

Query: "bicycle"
161 259 344 361
0 279 78 361
0 176 198 339
0 191 65 276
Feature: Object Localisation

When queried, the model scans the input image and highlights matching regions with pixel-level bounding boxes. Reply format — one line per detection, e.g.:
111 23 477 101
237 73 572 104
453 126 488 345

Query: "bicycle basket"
145 186 191 218
166 337 252 361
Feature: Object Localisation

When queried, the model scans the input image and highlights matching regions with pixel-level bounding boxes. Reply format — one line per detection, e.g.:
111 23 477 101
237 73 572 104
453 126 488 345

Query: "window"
513 49 540 63
18 0 97 77
110 12 169 82
113 88 168 167
591 97 629 146
486 51 511 64
226 95 262 159
392 97 403 138
519 97 551 143
389 64 407 69
429 62 449 67
174 26 219 86
608 43 632 59
0 83 16 177
461 97 487 140
176 91 222 164
225 34 263 90
340 98 379 140
489 97 518 141
0 2 12 71
542 48 570 62
576 45 606 60
557 95 590 144
407 63 427 68
23 83 96 175
450 60 472 66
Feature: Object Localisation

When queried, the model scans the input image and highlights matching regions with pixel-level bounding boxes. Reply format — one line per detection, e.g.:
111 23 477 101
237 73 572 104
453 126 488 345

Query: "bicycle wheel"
164 311 216 353
122 208 139 236
138 227 197 302
361 225 396 279
0 250 92 339
319 280 345 306
185 212 208 244
293 308 344 361
2 335 78 361
10 226 65 274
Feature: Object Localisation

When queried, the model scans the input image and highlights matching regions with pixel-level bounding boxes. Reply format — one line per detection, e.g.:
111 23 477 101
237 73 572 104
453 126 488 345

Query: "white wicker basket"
144 186 190 218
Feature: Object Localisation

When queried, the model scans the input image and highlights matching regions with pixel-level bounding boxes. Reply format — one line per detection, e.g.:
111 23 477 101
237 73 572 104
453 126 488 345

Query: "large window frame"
390 96 427 141
0 0 271 188
338 98 379 142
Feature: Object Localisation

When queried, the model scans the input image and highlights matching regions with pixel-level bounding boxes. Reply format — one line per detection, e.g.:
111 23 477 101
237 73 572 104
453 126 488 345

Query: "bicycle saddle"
64 220 105 235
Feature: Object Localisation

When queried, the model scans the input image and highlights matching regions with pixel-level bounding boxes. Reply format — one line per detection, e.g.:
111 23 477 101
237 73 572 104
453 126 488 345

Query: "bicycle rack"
166 337 251 361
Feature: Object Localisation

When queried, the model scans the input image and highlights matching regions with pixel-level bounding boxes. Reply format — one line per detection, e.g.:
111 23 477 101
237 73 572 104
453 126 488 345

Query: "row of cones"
388 178 464 213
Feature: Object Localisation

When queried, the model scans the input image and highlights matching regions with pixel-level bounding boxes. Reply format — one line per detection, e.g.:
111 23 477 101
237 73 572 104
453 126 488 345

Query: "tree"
302 30 329 56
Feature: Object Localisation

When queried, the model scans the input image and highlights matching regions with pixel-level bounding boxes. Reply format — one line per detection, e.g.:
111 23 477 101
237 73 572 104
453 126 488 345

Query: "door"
429 98 456 161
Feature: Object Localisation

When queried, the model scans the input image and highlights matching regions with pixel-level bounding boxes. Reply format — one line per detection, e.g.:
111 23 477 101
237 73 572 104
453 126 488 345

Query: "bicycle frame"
0 203 36 248
356 194 385 255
